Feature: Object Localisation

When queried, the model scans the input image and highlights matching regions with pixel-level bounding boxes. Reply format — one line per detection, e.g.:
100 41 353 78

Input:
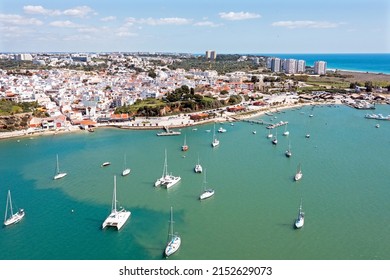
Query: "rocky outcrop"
0 113 32 131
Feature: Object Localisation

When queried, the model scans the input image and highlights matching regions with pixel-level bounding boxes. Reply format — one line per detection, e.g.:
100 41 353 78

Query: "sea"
0 104 389 260
218 53 389 74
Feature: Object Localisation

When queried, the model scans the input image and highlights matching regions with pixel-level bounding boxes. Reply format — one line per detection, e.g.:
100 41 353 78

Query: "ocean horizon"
194 53 390 74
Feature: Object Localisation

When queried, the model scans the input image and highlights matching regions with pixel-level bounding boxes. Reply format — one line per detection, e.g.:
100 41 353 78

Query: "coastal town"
1 52 389 139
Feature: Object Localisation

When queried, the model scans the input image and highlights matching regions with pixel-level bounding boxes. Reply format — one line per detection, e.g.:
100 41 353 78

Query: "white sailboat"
267 128 273 139
272 130 278 145
102 175 131 230
154 149 181 188
294 163 303 181
4 190 25 226
199 169 215 200
165 206 181 257
194 154 203 173
211 124 219 147
294 199 305 229
181 134 188 151
285 141 292 158
122 154 131 176
54 154 67 180
283 123 289 136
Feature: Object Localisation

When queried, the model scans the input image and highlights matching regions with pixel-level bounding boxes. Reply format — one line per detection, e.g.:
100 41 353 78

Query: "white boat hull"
102 209 131 230
122 168 131 176
194 165 203 173
211 140 219 147
165 236 181 257
294 173 303 181
4 210 25 226
200 189 215 200
295 216 304 229
54 172 67 180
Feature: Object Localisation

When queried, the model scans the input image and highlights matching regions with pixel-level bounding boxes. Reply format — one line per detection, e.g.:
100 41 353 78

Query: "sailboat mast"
112 176 117 212
4 190 10 222
169 206 174 238
56 154 60 173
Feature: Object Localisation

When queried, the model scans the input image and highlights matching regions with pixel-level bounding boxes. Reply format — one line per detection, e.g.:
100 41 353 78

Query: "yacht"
199 169 215 200
294 164 303 181
4 190 25 226
165 206 181 257
218 127 227 133
102 176 131 230
294 200 305 229
155 149 181 189
194 155 203 173
211 124 219 147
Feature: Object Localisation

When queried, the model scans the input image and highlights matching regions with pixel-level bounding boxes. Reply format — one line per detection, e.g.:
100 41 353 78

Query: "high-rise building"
314 61 327 75
284 59 297 74
205 50 217 60
297 60 306 73
271 57 281 72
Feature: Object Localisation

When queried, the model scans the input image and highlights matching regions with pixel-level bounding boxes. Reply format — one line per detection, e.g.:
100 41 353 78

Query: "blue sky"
0 0 389 53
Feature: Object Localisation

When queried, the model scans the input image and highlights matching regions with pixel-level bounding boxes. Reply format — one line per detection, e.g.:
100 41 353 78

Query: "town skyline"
1 0 389 54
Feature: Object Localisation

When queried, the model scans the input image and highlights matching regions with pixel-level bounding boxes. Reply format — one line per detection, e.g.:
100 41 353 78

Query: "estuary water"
0 104 389 260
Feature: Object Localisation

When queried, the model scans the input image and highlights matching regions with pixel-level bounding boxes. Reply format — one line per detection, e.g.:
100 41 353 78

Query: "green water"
0 104 389 260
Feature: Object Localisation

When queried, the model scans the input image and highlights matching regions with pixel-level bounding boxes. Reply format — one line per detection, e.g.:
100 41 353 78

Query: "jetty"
156 126 181 136
242 119 289 129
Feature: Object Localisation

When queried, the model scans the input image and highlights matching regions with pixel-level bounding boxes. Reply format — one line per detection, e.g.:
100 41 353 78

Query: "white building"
284 59 297 74
314 61 327 75
271 57 281 72
297 60 306 73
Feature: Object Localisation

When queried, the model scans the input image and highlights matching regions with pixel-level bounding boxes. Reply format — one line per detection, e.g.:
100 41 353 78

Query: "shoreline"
0 100 337 141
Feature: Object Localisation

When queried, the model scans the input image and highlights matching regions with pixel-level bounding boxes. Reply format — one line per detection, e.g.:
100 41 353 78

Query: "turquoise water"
0 104 390 260
261 53 390 74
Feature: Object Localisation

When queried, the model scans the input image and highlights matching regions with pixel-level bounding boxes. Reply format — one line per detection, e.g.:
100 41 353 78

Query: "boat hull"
4 210 25 226
102 210 131 231
200 189 215 200
122 169 131 176
165 236 181 257
54 172 67 180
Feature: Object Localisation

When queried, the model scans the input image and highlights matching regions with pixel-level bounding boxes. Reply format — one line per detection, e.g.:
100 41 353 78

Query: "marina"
0 104 389 260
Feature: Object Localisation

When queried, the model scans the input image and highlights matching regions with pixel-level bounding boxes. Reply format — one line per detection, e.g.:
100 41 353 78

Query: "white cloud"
63 6 96 18
125 17 192 26
101 16 116 22
115 31 138 37
23 5 61 16
0 13 43 25
194 21 222 27
219 11 261 21
49 20 81 28
272 20 340 29
23 5 95 18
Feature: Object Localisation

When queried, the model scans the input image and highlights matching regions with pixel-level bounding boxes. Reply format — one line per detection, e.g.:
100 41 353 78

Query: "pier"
242 119 288 129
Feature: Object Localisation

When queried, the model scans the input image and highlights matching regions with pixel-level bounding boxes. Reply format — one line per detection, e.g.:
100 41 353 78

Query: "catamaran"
102 175 131 230
165 206 181 257
194 154 203 173
294 199 305 229
199 169 215 200
155 149 181 189
54 154 67 180
4 190 25 226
